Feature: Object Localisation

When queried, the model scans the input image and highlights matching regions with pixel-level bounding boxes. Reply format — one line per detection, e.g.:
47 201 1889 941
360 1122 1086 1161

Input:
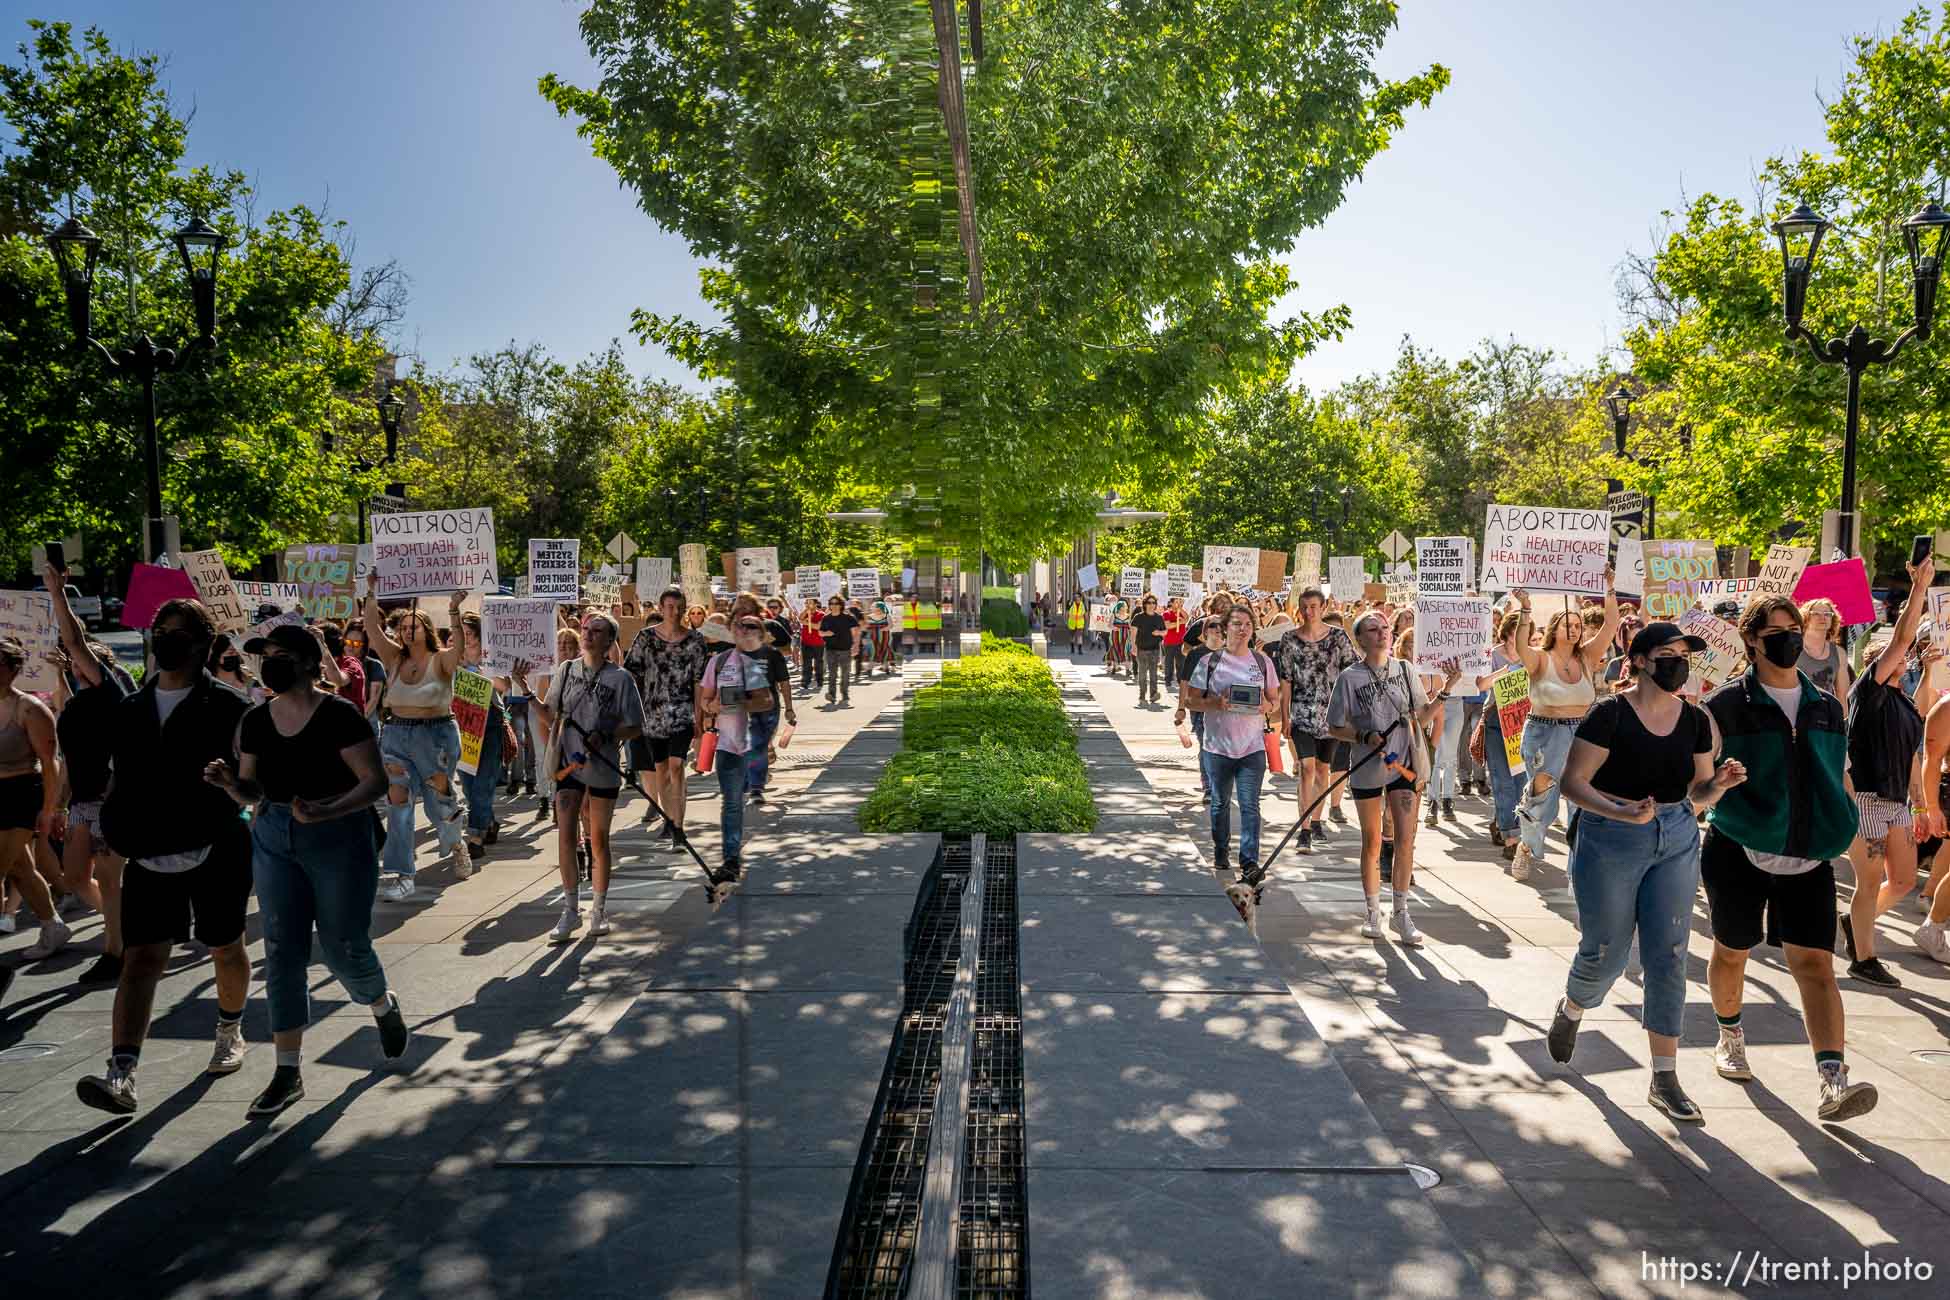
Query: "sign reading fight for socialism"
847 568 881 600
452 669 494 776
736 547 780 595
1119 566 1145 597
1413 596 1491 675
370 508 498 597
1414 537 1471 597
0 590 58 695
1479 504 1610 595
1639 540 1716 619
480 596 555 674
1165 564 1193 599
1202 545 1257 589
528 539 580 602
178 549 249 634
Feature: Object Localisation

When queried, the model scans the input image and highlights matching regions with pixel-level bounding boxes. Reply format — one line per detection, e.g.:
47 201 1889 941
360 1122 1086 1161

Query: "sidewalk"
1065 647 1950 1299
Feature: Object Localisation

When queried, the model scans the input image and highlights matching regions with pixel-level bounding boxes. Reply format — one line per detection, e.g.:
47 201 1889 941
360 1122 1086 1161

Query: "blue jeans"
745 709 779 795
1564 803 1700 1037
252 802 389 1034
1432 696 1466 802
715 745 747 860
505 696 535 785
1516 716 1579 859
379 717 465 879
462 699 504 838
1484 712 1520 835
1202 747 1267 865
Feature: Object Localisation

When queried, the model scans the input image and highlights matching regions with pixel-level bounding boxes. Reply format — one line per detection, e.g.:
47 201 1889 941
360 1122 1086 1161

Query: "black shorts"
1288 729 1324 761
646 729 695 765
559 775 621 802
121 822 253 949
1699 827 1838 951
0 772 43 832
1330 741 1352 773
1351 776 1417 801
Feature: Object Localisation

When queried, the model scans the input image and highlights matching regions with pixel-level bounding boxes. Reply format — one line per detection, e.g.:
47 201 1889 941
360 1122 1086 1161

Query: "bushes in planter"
979 597 1028 639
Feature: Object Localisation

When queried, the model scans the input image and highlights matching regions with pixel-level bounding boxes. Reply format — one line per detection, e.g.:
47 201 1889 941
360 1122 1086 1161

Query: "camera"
720 681 749 711
1226 682 1263 712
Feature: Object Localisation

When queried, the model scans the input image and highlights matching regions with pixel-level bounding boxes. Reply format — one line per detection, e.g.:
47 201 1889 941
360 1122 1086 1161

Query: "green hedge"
858 637 1096 836
979 597 1028 638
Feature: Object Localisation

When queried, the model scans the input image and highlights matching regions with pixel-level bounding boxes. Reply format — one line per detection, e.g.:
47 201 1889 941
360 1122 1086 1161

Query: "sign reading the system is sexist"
370 508 499 597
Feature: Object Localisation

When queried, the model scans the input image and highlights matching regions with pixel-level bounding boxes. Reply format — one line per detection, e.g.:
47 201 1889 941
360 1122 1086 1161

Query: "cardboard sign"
1362 581 1387 603
1292 543 1323 593
1489 667 1530 776
1792 558 1875 626
1413 596 1492 675
847 568 881 600
371 508 498 597
177 549 249 634
1754 545 1811 598
1329 556 1366 598
1087 602 1113 633
1675 607 1746 690
678 543 712 610
233 581 303 612
528 539 581 602
636 556 673 595
280 544 359 621
1255 547 1288 593
1202 545 1257 589
480 596 556 675
1414 536 1471 597
1613 537 1644 597
1119 566 1145 598
1165 564 1193 599
1075 562 1100 594
736 546 780 595
1639 540 1716 619
452 669 494 776
1479 504 1611 595
122 562 200 631
582 571 624 609
0 590 58 695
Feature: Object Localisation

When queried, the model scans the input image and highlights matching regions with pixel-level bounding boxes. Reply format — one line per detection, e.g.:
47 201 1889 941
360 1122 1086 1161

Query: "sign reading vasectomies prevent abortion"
1479 504 1611 596
370 508 499 597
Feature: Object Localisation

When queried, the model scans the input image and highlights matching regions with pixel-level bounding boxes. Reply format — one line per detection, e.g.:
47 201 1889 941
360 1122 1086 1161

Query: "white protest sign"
847 568 881 600
1202 545 1257 589
1479 504 1611 595
177 549 249 634
678 543 712 609
820 570 844 602
243 609 306 645
1119 566 1145 598
1755 545 1811 598
1614 538 1644 596
1166 564 1192 599
1931 588 1950 651
1075 562 1100 594
1676 607 1746 690
528 539 581 602
1693 576 1760 606
636 556 672 595
1414 536 1471 597
736 546 780 595
1292 543 1323 592
480 596 556 674
1150 570 1170 603
797 568 823 601
582 571 624 609
233 580 303 611
1414 596 1491 676
0 590 58 694
370 507 498 597
1328 555 1366 598
1087 602 1113 633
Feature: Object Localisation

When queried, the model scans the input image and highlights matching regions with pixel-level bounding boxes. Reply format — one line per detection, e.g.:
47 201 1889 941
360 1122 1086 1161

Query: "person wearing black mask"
1545 622 1747 1122
77 598 255 1115
204 624 409 1115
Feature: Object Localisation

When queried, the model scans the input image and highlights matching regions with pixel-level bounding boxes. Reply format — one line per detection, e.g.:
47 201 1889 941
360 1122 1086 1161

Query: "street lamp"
1602 384 1635 456
46 213 227 559
323 389 406 542
1772 198 1950 558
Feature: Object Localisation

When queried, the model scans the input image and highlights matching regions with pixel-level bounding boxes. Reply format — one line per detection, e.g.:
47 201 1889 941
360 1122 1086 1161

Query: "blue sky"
17 1 1927 390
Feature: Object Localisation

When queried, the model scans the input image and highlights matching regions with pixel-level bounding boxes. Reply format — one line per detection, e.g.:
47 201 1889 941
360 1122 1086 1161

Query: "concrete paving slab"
1017 832 1213 896
1019 893 1287 993
641 891 911 992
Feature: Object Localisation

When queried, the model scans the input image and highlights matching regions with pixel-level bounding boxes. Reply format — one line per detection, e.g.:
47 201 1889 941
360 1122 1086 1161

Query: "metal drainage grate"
959 836 1027 1298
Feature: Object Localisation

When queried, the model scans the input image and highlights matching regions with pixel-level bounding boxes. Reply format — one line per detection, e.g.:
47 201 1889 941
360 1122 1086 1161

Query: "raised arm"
433 592 466 678
363 575 403 667
1579 572 1620 669
42 563 101 687
1870 556 1935 687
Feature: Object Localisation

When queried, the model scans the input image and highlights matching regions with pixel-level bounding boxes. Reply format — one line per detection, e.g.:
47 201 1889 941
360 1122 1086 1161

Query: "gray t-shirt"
1797 641 1844 696
545 659 645 788
1327 657 1429 791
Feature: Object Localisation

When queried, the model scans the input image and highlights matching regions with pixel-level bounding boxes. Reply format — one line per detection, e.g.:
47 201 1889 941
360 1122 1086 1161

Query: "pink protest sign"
1791 558 1875 626
121 563 200 630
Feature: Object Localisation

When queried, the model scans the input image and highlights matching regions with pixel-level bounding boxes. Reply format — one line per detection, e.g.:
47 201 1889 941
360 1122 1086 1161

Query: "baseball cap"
242 623 321 666
1626 621 1708 659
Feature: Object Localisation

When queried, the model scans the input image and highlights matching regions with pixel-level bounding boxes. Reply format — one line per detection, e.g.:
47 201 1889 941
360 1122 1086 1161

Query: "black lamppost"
1601 383 1653 537
324 390 404 543
1773 199 1950 559
46 214 226 560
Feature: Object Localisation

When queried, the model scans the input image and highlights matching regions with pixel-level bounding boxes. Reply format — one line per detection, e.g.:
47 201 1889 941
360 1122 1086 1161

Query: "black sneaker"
1213 853 1232 878
1849 957 1902 988
1442 798 1457 822
748 790 766 806
484 820 499 846
466 841 486 861
1297 828 1314 855
1839 915 1858 963
523 781 536 797
1647 1070 1702 1123
1546 999 1580 1064
248 1065 305 1117
656 819 675 839
78 951 124 987
1239 860 1266 890
375 992 411 1061
1311 820 1328 839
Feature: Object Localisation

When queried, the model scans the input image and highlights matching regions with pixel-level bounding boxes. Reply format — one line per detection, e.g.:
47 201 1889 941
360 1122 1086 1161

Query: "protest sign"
1328 555 1366 598
528 539 580 602
736 546 780 595
1075 562 1100 594
1489 668 1530 776
280 544 360 622
1362 581 1387 603
1292 544 1323 593
177 549 249 634
1414 536 1471 597
1675 607 1746 691
678 543 712 610
1792 558 1875 625
243 609 306 647
847 568 881 600
1119 566 1145 598
1692 576 1760 606
1479 504 1611 595
1202 545 1257 589
0 590 58 695
480 596 556 674
1932 588 1950 650
636 556 672 595
1150 571 1169 603
1606 489 1645 564
1087 603 1113 633
797 568 823 602
1413 596 1492 675
1166 564 1193 600
370 508 498 597
819 570 844 602
1754 545 1811 598
233 581 303 612
582 571 624 609
421 592 483 634
1614 537 1644 597
122 563 199 630
452 669 494 776
1639 540 1716 619
1256 547 1287 593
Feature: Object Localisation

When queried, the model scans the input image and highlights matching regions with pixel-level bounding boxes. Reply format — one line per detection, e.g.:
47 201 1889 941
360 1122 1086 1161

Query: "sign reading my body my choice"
1479 504 1611 595
371 508 499 597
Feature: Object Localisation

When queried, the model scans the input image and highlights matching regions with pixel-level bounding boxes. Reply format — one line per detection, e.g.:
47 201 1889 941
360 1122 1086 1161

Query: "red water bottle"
1264 726 1285 774
694 729 718 774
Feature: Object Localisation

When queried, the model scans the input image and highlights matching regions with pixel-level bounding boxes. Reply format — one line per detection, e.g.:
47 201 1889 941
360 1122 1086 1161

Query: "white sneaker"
1510 845 1534 883
0 909 16 935
55 892 89 919
589 905 611 937
1714 1032 1752 1081
1917 920 1950 965
376 875 416 903
23 917 71 960
549 908 582 945
1391 906 1424 947
452 847 475 880
1817 1063 1878 1122
207 1020 248 1075
1360 910 1386 940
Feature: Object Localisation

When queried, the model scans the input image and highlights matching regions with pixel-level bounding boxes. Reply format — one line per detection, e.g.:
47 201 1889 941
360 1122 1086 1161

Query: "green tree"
543 0 1446 569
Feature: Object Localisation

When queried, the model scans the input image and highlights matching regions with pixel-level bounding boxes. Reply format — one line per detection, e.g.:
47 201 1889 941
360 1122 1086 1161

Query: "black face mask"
259 656 303 695
1757 629 1804 669
152 631 198 672
220 654 244 674
1644 655 1690 693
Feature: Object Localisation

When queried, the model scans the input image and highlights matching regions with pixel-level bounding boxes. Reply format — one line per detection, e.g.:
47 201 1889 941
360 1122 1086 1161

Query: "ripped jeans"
379 716 465 880
1563 802 1699 1038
